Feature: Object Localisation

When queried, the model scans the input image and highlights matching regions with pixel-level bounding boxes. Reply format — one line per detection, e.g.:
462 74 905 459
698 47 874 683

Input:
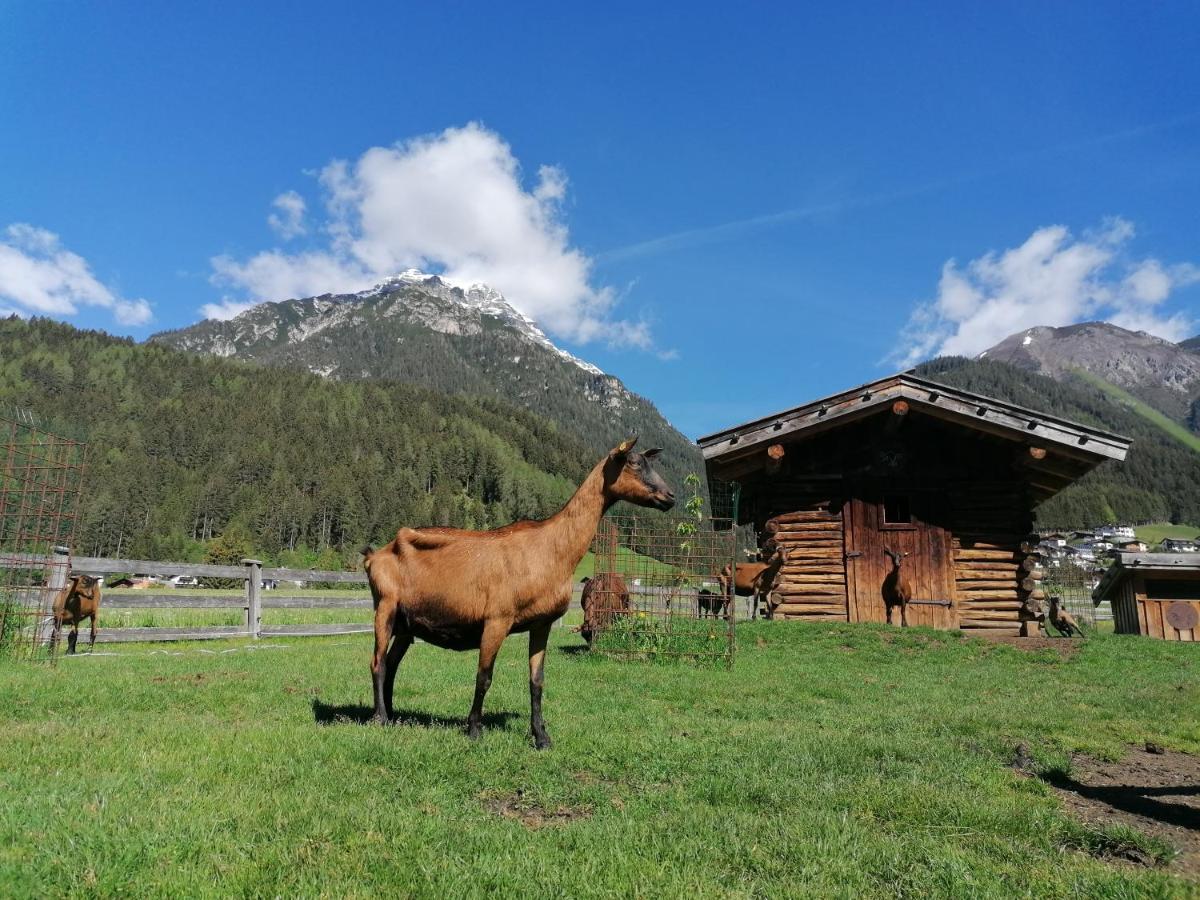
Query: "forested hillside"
916 356 1200 527
151 275 704 490
0 317 603 563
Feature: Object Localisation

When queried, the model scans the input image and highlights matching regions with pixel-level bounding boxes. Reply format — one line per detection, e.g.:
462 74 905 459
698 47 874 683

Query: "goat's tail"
360 544 374 557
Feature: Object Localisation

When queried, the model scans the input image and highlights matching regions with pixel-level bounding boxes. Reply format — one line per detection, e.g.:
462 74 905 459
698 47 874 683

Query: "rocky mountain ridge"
978 322 1200 429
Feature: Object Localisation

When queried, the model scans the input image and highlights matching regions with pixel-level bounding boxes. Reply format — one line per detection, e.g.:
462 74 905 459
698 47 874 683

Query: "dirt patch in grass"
976 634 1081 658
482 789 591 829
1017 744 1200 877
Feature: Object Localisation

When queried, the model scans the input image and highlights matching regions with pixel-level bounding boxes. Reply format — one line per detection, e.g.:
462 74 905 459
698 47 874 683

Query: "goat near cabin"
579 573 630 644
51 574 101 654
1047 595 1084 638
881 547 912 627
718 546 789 620
362 438 674 749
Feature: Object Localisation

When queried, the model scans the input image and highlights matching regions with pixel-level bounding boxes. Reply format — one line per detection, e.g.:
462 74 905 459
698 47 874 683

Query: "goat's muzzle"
652 491 676 511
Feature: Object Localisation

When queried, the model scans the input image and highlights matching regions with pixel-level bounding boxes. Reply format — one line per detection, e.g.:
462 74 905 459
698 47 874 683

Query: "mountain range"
978 322 1200 430
152 271 704 497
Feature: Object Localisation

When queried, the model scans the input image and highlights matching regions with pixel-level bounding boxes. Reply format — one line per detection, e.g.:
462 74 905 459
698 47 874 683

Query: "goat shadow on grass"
557 644 591 657
1042 770 1200 831
311 699 519 732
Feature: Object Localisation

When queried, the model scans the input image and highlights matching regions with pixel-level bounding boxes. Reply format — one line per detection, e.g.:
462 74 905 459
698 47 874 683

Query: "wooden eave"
698 373 1130 490
1092 552 1200 605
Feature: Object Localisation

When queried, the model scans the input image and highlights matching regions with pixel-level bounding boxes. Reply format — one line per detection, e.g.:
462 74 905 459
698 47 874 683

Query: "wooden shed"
698 373 1132 636
1093 553 1200 641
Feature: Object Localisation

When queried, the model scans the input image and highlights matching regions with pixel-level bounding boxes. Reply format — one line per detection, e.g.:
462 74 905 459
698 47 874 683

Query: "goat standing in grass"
362 438 674 749
50 574 101 654
882 547 912 627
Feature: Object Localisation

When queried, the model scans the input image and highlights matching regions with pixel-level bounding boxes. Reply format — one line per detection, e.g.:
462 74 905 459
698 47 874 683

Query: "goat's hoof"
533 734 553 751
373 713 390 726
467 725 482 742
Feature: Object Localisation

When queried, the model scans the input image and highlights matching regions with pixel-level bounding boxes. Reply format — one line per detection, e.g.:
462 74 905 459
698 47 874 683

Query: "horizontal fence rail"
20 550 584 646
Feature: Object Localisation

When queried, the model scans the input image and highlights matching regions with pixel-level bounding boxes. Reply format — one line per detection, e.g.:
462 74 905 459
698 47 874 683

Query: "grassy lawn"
1136 523 1200 546
2 623 1197 896
99 607 375 628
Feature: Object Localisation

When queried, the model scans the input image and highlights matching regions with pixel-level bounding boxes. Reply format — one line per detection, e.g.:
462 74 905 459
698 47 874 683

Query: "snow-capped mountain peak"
363 271 603 376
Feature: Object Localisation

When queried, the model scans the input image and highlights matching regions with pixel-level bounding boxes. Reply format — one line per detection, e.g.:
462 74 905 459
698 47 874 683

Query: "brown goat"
881 547 912 627
362 438 674 748
579 573 630 643
1047 595 1084 638
718 547 789 620
51 574 101 654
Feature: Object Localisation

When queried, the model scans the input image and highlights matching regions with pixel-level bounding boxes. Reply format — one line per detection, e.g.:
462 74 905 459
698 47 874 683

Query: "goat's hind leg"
382 627 413 722
370 601 398 724
467 618 510 741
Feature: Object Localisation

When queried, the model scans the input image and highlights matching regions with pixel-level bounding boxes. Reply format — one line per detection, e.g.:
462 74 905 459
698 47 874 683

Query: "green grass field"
2 623 1197 896
1136 523 1200 546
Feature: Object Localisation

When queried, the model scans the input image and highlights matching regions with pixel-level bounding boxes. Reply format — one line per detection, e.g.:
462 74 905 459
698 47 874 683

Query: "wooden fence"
45 551 583 644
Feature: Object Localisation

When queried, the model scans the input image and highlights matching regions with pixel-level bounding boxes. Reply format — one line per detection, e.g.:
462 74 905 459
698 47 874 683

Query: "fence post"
42 545 71 647
242 558 262 638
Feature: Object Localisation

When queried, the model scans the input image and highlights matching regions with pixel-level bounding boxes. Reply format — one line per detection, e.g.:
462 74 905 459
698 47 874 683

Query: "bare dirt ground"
976 633 1082 657
1021 744 1200 878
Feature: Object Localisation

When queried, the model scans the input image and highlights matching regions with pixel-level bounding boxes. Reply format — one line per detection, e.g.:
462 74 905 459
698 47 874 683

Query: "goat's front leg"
900 602 909 628
88 614 97 651
528 622 552 750
67 626 78 655
467 618 510 741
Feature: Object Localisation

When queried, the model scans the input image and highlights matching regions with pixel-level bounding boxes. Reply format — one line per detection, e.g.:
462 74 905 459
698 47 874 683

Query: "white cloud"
210 123 647 346
267 191 307 239
0 224 152 326
896 218 1199 366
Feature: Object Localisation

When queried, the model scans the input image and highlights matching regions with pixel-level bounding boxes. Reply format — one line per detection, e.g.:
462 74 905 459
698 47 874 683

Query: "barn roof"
697 372 1131 494
1093 552 1200 605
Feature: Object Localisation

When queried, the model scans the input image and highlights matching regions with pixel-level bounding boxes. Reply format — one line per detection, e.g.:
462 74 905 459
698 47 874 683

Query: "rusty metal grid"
584 482 742 666
1041 559 1104 630
0 411 87 662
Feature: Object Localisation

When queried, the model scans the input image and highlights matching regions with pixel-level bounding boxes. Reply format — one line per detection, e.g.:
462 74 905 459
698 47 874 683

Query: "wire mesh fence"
0 410 87 662
1041 558 1107 630
584 480 744 666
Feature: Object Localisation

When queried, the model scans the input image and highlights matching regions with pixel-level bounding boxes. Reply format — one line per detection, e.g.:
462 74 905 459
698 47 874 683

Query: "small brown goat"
51 574 101 654
362 438 674 748
1047 595 1084 637
881 547 912 627
579 573 630 643
718 547 789 620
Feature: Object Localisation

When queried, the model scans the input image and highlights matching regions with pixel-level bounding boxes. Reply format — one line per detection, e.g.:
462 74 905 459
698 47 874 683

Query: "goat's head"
70 574 99 594
603 437 675 511
882 547 908 568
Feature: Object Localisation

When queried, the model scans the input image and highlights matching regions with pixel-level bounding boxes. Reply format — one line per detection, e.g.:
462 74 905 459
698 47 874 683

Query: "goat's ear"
611 436 638 458
642 447 663 459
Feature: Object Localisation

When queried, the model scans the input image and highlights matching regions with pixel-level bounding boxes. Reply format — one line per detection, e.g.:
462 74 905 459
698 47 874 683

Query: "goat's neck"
545 461 611 575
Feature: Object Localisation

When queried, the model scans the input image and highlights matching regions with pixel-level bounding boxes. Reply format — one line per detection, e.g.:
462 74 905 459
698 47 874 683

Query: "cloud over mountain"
897 218 1199 366
208 124 649 348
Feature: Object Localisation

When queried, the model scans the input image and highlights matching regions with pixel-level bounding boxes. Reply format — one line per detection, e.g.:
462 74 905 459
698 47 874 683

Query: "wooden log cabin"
1093 553 1200 641
697 373 1132 636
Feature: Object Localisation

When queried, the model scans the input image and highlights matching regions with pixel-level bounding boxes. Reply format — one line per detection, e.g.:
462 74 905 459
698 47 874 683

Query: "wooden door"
844 489 957 629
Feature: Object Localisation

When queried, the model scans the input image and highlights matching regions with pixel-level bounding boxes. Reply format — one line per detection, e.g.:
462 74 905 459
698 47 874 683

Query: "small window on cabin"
883 494 911 525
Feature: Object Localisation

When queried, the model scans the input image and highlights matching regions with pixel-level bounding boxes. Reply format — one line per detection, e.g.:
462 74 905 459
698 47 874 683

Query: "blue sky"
2 1 1198 439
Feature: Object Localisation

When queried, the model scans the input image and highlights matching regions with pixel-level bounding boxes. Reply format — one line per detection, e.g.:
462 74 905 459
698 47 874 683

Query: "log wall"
949 483 1039 636
761 492 848 622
